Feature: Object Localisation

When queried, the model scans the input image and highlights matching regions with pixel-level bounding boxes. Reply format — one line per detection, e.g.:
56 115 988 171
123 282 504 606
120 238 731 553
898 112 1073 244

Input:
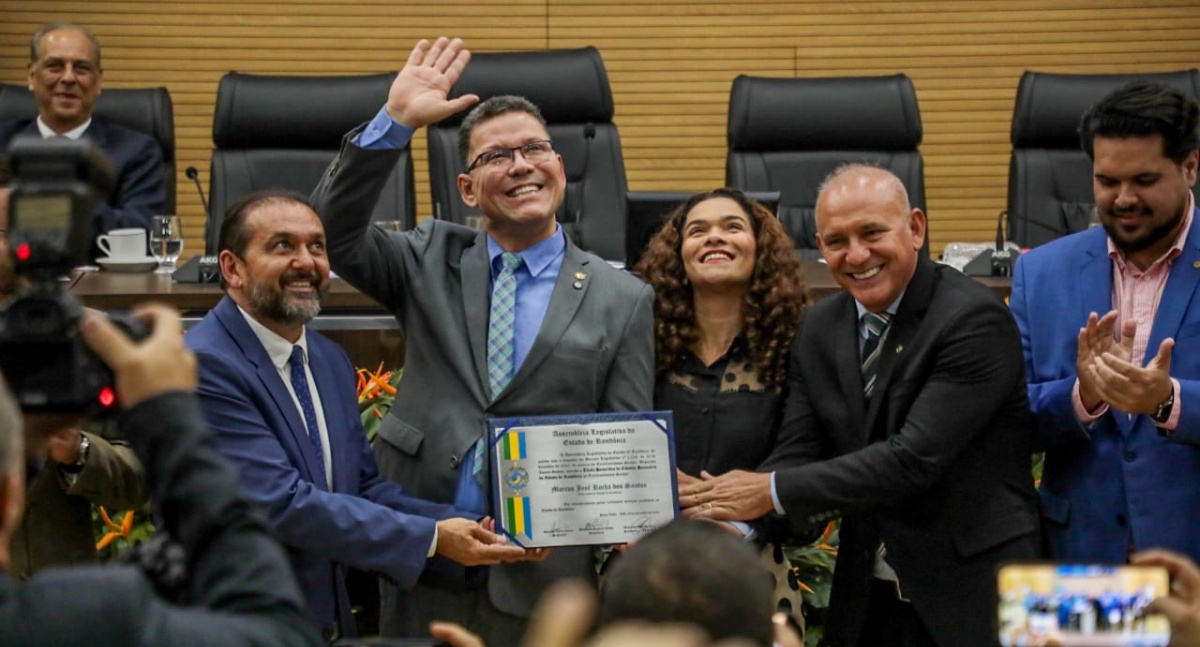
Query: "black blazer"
764 259 1042 647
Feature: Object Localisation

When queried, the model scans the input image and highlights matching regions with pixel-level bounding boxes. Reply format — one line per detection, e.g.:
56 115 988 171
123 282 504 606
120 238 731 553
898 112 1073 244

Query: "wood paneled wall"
3 1 1198 258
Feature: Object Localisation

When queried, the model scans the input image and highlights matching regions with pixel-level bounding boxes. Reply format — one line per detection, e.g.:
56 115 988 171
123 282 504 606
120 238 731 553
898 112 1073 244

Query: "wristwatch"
59 434 90 474
1151 391 1175 427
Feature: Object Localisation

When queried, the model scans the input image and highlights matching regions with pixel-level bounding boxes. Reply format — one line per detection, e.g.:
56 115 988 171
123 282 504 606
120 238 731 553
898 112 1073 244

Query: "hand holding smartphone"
998 563 1171 647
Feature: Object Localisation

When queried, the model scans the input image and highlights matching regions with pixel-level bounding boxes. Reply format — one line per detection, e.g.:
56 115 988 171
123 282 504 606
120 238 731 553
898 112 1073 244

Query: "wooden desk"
68 261 1010 366
800 259 1010 300
71 270 404 368
71 271 384 312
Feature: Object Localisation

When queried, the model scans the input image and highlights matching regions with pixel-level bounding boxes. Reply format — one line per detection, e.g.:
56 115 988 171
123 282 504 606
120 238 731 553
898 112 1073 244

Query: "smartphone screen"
998 563 1170 647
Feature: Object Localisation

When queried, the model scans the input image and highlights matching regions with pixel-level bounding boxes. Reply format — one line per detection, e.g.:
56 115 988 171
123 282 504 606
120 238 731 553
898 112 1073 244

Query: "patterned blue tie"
470 252 525 487
487 252 525 396
861 312 892 399
289 345 327 488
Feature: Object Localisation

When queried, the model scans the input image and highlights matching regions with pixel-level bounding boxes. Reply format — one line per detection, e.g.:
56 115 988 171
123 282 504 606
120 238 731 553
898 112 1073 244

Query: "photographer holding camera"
0 138 320 645
0 156 146 579
0 304 323 646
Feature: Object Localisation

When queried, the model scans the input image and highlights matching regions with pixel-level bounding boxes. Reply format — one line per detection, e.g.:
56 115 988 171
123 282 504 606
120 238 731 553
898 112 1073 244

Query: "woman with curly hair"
635 187 807 495
633 188 809 623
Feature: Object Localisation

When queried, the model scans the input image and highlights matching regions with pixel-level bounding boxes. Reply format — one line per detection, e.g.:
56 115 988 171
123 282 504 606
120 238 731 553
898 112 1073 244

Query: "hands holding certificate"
678 470 775 522
435 517 551 566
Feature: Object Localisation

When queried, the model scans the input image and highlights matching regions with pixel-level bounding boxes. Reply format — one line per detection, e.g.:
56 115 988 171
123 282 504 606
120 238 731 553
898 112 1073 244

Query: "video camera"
0 136 146 413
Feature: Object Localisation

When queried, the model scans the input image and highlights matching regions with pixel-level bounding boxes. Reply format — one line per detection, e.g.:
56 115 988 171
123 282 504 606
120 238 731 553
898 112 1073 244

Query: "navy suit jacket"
186 297 463 633
1011 210 1200 563
0 116 166 246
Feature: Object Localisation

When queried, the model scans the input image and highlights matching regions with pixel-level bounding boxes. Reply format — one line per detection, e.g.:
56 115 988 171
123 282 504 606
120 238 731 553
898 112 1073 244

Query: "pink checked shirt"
1073 191 1196 429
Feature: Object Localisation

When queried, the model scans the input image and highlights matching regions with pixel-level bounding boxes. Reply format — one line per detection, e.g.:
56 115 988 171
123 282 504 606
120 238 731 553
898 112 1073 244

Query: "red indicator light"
98 387 116 408
15 243 31 262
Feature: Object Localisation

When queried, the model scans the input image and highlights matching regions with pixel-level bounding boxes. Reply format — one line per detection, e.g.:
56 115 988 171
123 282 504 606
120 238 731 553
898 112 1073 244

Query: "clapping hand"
1080 314 1175 416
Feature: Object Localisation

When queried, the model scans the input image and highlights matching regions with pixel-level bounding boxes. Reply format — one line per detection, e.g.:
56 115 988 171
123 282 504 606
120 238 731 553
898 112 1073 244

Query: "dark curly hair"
634 188 807 390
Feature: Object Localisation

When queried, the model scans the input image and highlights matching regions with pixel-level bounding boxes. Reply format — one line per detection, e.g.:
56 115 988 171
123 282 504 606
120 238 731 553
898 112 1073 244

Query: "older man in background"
0 23 167 244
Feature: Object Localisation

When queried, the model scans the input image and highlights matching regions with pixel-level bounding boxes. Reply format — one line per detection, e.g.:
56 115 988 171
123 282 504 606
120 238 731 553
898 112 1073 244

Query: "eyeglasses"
466 140 555 172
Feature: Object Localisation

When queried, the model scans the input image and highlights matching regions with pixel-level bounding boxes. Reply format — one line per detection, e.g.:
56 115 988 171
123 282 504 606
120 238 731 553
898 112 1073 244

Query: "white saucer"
97 256 159 273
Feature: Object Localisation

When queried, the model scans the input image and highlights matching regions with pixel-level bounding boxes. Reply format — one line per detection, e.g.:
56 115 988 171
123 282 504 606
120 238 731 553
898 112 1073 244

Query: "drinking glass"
150 215 184 274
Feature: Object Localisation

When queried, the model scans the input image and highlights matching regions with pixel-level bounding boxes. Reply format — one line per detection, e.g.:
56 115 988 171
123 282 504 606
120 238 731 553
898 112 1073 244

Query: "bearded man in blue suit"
185 189 528 640
1011 80 1200 563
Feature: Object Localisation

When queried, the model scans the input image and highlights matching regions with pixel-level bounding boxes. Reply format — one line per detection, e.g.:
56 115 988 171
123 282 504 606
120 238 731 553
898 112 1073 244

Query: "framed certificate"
488 411 678 547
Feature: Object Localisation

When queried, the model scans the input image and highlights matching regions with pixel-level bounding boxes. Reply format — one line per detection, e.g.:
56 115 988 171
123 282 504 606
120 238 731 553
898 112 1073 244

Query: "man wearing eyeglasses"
312 37 654 647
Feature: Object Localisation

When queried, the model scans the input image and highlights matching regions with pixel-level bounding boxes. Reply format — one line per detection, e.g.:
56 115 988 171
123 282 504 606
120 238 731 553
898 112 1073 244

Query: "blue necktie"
861 312 892 399
462 252 525 497
289 345 327 488
452 252 527 514
487 252 524 397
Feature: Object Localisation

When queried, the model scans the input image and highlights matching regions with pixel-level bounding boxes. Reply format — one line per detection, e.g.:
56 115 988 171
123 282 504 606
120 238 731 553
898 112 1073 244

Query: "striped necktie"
861 311 892 399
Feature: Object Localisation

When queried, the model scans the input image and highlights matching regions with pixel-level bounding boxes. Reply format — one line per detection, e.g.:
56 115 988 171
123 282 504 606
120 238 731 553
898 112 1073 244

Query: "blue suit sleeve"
194 348 443 588
1010 255 1093 452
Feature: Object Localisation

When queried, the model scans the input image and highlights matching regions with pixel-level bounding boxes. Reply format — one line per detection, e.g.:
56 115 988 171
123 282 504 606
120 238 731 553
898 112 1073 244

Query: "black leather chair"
1007 69 1200 249
725 74 927 252
0 82 176 213
426 47 629 262
207 72 415 255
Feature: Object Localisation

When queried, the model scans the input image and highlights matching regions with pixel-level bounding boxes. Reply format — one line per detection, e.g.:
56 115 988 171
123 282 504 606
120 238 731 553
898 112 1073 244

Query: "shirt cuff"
727 520 757 541
427 524 438 558
355 106 416 150
1072 378 1108 425
1157 378 1182 431
770 472 785 515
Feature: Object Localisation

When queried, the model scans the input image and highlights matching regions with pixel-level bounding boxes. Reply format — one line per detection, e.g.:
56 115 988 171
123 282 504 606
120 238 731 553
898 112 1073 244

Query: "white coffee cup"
97 228 148 260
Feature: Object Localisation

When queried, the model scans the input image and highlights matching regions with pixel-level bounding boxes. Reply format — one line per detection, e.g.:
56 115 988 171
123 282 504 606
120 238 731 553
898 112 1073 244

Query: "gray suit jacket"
312 137 654 617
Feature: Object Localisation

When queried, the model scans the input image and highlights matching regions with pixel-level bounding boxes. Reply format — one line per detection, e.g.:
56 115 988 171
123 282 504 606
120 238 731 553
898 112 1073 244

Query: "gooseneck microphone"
174 166 219 283
571 122 596 250
184 166 211 255
963 210 1020 277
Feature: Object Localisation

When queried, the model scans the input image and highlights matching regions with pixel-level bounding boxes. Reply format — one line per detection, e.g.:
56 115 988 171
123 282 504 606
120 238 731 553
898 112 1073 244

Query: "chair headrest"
213 72 394 149
433 47 614 128
727 74 922 152
0 83 175 160
1011 69 1200 149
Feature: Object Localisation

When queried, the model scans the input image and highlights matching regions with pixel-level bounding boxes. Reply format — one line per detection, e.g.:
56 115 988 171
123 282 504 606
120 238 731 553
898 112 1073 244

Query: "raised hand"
386 37 480 129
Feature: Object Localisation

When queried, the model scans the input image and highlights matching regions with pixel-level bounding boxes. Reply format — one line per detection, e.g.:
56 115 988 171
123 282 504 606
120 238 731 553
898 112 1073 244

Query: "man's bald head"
816 164 912 217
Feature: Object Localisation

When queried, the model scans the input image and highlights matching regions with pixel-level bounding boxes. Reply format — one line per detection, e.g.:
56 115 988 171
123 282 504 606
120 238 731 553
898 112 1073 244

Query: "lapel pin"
895 345 904 354
573 281 584 289
1193 261 1200 269
575 272 587 280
